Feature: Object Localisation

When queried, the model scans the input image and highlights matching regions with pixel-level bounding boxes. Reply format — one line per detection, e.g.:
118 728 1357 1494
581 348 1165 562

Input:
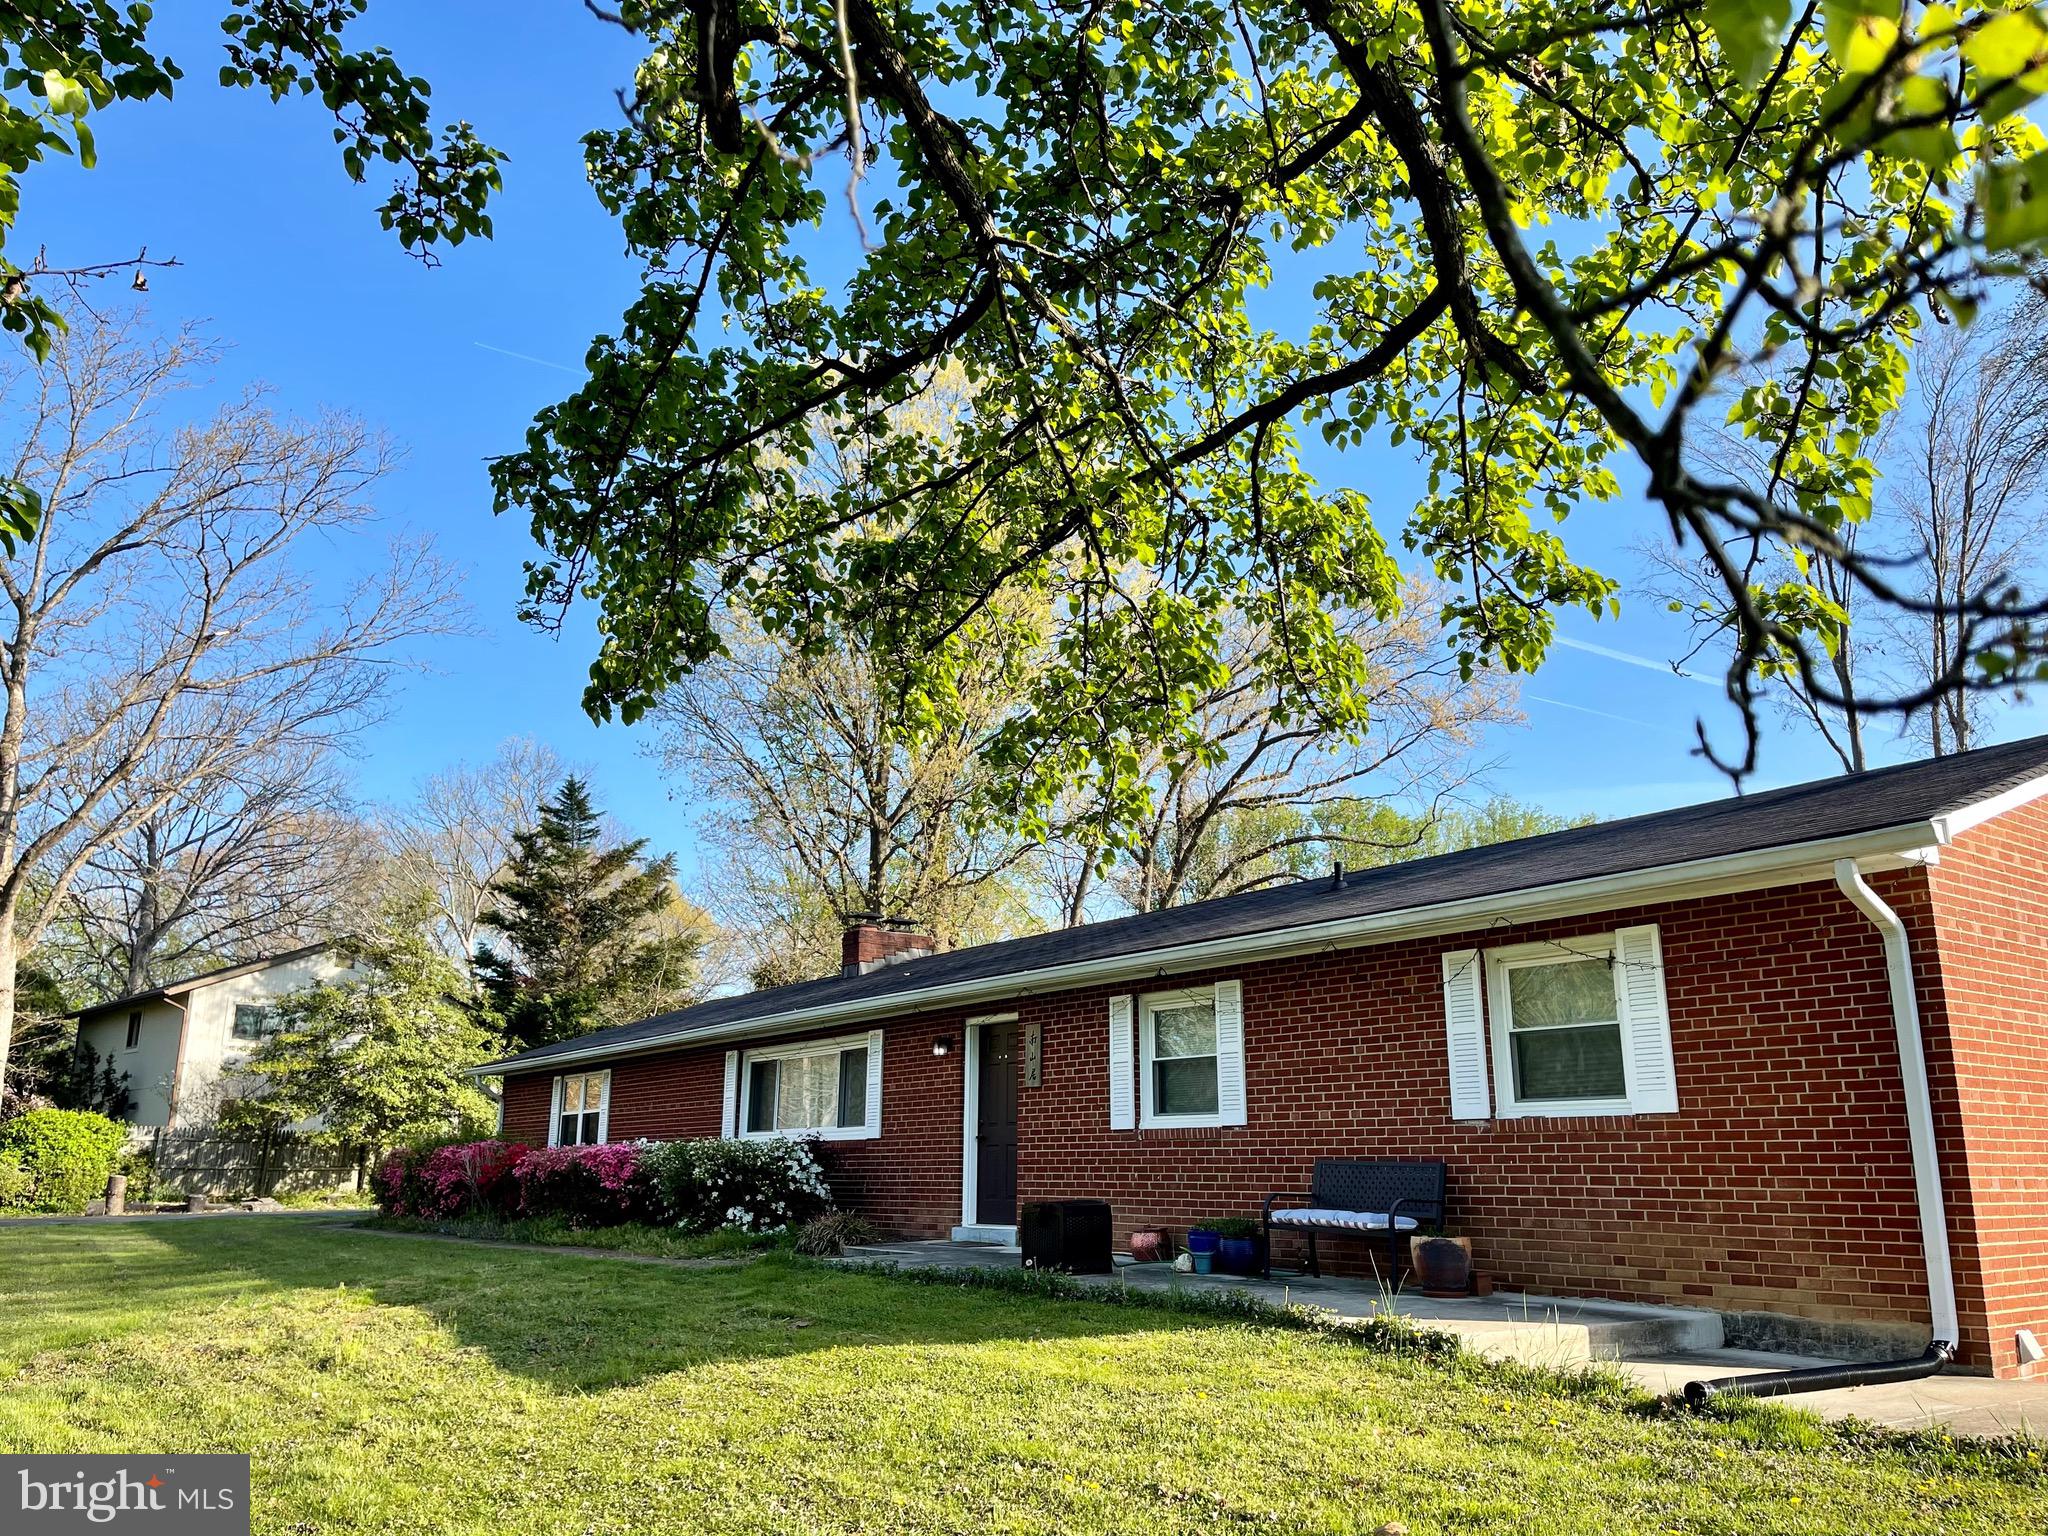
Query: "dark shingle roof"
482 732 2048 1074
69 942 333 1020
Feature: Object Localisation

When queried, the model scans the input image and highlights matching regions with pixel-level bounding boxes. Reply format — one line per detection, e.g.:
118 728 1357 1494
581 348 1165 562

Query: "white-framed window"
738 1031 881 1140
231 1003 280 1042
1478 926 1677 1118
1140 987 1219 1122
551 1069 610 1146
1134 982 1246 1130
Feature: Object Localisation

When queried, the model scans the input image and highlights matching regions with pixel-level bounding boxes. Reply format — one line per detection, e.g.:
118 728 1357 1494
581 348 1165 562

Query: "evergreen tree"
243 895 499 1160
473 778 701 1051
52 1041 132 1121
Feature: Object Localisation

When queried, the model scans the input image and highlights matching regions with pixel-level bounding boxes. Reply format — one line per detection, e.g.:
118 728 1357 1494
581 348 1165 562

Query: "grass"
366 1212 789 1260
274 1191 377 1211
1 1219 2042 1534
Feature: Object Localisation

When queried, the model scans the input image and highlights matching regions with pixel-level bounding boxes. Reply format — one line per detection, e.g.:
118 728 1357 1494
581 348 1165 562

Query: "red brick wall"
501 1071 552 1144
501 873 1966 1354
1925 792 2048 1378
505 1018 978 1235
1021 878 1947 1343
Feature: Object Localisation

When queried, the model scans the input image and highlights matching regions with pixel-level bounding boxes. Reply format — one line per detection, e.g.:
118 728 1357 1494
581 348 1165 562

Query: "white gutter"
466 819 1944 1077
1832 857 1959 1347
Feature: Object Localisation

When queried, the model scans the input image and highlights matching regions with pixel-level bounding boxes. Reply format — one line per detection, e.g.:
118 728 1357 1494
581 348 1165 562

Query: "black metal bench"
1261 1159 1447 1284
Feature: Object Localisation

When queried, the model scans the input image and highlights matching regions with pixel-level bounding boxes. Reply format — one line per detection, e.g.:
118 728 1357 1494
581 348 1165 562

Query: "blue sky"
21 4 2040 885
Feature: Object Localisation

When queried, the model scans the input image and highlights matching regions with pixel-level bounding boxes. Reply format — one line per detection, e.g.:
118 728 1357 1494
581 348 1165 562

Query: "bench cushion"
1269 1207 1419 1232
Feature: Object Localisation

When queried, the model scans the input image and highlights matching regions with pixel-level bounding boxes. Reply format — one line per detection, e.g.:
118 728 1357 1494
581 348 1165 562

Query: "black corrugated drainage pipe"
1683 1341 1954 1408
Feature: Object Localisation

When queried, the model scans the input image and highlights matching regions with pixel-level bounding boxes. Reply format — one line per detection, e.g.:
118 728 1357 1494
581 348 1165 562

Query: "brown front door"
976 1021 1020 1226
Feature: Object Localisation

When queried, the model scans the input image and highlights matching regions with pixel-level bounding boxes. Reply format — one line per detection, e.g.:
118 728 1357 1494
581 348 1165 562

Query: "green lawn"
0 1219 2040 1535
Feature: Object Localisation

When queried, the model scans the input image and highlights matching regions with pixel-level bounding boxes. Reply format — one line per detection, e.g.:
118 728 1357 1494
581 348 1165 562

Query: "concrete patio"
840 1239 2048 1439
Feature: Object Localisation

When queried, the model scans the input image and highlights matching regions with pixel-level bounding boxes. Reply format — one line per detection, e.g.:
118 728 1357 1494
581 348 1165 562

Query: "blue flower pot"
1218 1236 1259 1276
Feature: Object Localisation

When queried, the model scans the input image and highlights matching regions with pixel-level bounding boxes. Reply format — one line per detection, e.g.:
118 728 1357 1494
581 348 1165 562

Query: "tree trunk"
0 913 15 1092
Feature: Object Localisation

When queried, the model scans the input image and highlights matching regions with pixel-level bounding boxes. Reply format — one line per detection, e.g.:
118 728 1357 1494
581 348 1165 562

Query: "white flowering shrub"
639 1135 834 1234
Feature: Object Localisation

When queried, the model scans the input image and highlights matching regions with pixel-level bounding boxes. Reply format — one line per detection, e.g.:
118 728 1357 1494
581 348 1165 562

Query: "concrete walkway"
843 1239 1722 1366
842 1240 2048 1438
1616 1349 2048 1439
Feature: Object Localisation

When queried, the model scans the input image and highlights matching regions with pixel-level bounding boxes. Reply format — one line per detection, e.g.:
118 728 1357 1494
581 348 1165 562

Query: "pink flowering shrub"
373 1139 532 1219
417 1140 530 1218
371 1144 428 1216
510 1141 648 1225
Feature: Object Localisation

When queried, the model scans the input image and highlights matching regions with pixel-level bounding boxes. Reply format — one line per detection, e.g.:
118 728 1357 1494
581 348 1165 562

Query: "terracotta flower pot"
1412 1235 1473 1297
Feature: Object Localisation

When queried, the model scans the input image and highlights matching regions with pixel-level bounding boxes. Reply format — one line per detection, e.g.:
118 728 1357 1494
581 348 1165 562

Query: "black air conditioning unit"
1020 1198 1113 1273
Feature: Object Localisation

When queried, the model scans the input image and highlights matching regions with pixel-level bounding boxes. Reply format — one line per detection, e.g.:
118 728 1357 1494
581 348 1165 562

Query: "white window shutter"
1214 978 1247 1126
1107 995 1136 1130
864 1028 885 1138
721 1050 740 1138
1441 949 1491 1120
1615 924 1679 1113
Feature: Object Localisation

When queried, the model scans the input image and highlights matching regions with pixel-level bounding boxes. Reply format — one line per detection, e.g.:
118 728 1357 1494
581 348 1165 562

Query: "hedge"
372 1135 834 1235
0 1108 129 1214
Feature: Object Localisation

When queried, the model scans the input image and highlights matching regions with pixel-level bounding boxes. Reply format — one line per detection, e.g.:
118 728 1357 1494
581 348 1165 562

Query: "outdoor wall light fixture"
932 1035 956 1057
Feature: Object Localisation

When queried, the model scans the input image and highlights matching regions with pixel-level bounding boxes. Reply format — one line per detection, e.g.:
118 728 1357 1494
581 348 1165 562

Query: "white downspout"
1833 857 1959 1346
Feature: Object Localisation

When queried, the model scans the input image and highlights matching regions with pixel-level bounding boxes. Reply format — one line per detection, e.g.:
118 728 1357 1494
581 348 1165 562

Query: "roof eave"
66 941 334 1021
467 818 1944 1078
1931 766 2048 840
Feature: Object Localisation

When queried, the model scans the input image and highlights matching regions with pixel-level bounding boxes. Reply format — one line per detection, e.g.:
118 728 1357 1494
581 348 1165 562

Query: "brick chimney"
841 915 937 976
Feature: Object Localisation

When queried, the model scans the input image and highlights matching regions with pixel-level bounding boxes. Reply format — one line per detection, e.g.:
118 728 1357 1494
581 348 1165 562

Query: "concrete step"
1368 1288 1725 1367
837 1240 1722 1367
948 1224 1020 1246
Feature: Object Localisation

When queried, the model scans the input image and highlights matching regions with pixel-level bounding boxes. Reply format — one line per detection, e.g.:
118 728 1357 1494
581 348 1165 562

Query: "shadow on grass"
0 1216 1256 1394
7 1218 2045 1490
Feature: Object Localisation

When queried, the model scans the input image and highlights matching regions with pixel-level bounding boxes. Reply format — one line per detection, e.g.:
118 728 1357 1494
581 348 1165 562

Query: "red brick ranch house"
475 735 2048 1378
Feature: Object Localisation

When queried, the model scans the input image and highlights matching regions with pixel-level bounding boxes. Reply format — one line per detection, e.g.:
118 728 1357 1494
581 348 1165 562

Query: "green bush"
0 1157 32 1208
0 1108 129 1213
116 1146 156 1206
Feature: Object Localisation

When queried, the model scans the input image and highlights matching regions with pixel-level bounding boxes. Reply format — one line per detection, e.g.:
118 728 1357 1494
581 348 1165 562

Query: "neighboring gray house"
71 944 356 1131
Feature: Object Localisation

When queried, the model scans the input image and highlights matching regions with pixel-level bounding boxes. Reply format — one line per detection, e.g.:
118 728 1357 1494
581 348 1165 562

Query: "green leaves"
1982 151 2048 250
245 895 501 1151
1963 9 2048 88
1706 0 1793 90
1822 0 1900 73
39 70 87 118
1963 7 2048 121
1875 74 1960 170
492 0 2048 814
0 478 42 555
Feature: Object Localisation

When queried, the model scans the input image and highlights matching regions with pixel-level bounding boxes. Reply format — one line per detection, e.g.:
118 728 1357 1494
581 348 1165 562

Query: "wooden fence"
146 1128 363 1200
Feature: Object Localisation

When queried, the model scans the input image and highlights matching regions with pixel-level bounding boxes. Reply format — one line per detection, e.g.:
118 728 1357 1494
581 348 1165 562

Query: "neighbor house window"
124 1011 142 1050
1139 987 1220 1123
740 1035 872 1138
553 1070 610 1146
231 1004 280 1041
